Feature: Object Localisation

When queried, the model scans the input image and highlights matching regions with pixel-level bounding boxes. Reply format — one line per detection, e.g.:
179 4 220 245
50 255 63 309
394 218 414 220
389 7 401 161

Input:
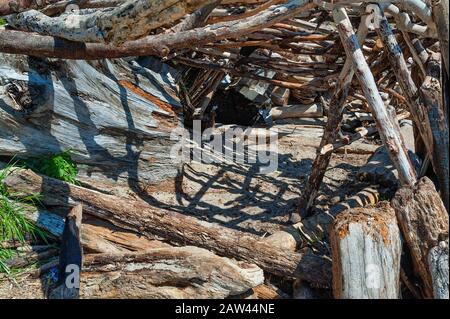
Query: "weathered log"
2 167 332 285
0 0 315 59
50 204 83 299
4 247 58 268
18 203 169 253
330 202 402 299
270 103 323 120
0 54 182 191
333 7 417 186
375 10 433 151
391 177 449 298
428 240 449 299
419 53 449 211
0 0 60 16
78 246 264 299
8 0 217 44
171 0 222 32
292 14 370 222
431 0 449 75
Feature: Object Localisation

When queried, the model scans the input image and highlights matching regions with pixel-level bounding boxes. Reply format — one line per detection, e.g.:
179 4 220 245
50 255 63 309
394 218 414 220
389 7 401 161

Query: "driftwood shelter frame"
0 0 448 299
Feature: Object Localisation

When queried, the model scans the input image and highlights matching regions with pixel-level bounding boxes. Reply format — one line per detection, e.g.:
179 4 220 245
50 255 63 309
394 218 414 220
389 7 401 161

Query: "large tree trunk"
2 167 332 286
330 203 402 299
391 177 449 298
0 54 183 192
78 247 264 299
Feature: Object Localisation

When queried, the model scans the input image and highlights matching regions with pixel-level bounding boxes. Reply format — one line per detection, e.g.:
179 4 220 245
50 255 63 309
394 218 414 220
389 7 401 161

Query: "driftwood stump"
391 177 449 298
330 202 402 299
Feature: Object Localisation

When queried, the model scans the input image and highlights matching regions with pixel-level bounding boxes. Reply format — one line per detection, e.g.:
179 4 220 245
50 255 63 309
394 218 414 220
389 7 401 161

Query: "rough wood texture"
391 177 449 298
428 240 449 299
0 0 315 59
0 0 60 15
419 53 449 211
333 7 417 187
330 202 402 299
78 246 264 299
431 0 449 75
18 203 170 253
270 103 322 120
50 204 83 299
8 0 216 44
0 54 182 190
2 168 332 286
292 15 370 222
376 10 434 162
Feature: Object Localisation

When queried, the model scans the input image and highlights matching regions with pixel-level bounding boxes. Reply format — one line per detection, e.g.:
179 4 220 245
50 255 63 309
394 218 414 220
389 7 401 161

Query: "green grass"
0 161 49 275
25 150 79 185
0 19 6 26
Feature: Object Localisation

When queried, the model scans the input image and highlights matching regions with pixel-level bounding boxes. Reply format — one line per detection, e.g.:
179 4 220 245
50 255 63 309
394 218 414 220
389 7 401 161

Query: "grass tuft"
26 150 79 185
0 160 49 275
0 19 6 26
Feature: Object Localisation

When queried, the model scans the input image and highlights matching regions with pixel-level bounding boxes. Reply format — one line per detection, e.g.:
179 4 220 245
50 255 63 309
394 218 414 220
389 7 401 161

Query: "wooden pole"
333 6 417 187
49 204 83 299
291 15 370 222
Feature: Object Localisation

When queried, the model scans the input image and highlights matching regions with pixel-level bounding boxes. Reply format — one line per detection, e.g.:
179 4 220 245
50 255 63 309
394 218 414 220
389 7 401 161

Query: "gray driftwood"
391 177 449 298
77 246 264 299
0 54 182 191
330 202 402 299
2 167 332 286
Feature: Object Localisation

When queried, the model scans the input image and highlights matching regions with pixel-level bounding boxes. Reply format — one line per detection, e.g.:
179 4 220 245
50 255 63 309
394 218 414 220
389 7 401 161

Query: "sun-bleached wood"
330 203 402 299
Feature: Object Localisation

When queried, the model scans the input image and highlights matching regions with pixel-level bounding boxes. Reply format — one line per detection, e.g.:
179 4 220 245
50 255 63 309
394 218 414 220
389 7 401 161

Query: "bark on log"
330 202 402 299
391 177 449 298
76 247 264 299
2 167 332 286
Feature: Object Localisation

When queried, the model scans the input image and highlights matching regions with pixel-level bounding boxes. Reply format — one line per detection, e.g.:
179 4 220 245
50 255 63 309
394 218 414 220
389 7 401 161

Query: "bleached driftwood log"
7 0 217 44
292 14 370 222
391 177 449 299
376 9 449 210
0 54 182 191
330 203 402 299
76 247 264 299
270 103 322 120
17 202 170 253
0 0 315 59
428 240 449 299
2 168 332 286
333 7 417 187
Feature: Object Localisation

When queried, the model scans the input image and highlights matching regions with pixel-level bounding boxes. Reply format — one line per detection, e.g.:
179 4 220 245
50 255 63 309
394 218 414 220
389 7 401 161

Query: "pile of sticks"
0 0 449 299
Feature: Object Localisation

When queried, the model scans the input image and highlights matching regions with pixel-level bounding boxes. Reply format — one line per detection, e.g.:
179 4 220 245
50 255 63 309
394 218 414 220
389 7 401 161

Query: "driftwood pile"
0 0 449 299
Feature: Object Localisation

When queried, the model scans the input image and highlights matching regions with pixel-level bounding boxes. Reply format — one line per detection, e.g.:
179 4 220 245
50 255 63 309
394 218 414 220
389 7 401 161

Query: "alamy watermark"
170 120 279 174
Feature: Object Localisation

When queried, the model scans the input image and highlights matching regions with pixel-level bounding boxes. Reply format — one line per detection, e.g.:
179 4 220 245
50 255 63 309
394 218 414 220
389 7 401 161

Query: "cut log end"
330 202 402 299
